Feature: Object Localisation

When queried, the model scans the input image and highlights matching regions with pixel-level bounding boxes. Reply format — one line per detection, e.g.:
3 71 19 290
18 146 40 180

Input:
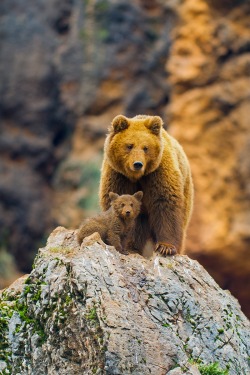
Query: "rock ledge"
0 227 249 375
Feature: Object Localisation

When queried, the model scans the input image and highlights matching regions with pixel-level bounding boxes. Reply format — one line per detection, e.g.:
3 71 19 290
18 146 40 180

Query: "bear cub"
77 191 143 255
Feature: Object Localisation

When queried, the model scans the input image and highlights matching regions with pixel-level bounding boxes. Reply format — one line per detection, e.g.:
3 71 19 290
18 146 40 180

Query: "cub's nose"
126 210 131 216
133 161 143 170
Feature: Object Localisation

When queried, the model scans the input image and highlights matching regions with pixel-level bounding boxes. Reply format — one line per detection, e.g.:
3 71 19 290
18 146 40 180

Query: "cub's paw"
155 242 177 256
120 248 129 255
116 246 129 255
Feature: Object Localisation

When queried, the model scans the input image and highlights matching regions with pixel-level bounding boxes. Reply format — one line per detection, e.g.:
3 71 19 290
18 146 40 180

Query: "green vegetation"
15 279 48 344
0 295 15 372
198 362 229 375
188 355 230 375
217 328 224 334
16 300 47 344
0 230 18 283
162 323 170 328
86 307 98 322
77 159 102 212
0 249 17 280
55 157 102 214
0 267 75 373
49 246 73 254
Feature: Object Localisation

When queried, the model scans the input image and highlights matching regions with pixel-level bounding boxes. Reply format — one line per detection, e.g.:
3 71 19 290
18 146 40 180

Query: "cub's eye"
143 146 148 153
121 203 125 207
130 203 133 207
126 144 133 150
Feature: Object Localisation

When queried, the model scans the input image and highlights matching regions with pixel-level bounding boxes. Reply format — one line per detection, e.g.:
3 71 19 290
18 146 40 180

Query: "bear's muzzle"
133 161 144 170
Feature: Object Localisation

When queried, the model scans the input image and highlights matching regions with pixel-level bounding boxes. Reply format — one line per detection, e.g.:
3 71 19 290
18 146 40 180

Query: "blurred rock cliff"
0 0 249 317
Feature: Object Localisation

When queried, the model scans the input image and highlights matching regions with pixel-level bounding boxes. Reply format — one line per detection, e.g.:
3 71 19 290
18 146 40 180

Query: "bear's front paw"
116 246 129 255
120 248 129 255
155 242 177 256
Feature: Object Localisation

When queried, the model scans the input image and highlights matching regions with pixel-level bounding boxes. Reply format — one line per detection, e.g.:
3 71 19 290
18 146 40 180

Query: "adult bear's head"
104 115 164 182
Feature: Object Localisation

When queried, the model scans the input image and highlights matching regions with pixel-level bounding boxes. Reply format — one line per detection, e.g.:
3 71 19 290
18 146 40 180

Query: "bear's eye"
126 144 133 151
143 146 148 153
121 203 125 207
130 203 133 207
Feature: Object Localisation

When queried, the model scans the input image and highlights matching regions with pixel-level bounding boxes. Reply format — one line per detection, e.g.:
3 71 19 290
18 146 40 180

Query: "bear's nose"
126 210 131 216
133 161 143 170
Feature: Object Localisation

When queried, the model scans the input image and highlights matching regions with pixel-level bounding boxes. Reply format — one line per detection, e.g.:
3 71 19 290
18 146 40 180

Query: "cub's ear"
111 115 129 133
109 192 119 202
133 191 143 202
147 116 163 135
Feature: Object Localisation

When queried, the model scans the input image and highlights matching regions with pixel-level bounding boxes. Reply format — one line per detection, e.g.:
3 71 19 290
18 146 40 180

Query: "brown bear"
77 191 143 255
99 114 194 256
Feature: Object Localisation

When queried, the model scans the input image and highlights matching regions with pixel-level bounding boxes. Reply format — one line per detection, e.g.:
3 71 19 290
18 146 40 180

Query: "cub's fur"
77 191 143 255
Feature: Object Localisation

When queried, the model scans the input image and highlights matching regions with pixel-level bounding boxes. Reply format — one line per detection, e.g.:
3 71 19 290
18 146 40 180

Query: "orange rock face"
166 0 250 316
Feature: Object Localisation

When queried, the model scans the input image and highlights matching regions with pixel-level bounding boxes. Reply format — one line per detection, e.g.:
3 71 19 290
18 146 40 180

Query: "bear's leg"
107 231 128 255
132 214 152 254
122 234 133 254
149 201 184 256
77 222 99 245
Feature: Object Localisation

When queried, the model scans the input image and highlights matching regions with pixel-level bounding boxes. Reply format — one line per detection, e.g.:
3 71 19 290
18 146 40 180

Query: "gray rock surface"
0 0 84 271
0 227 249 374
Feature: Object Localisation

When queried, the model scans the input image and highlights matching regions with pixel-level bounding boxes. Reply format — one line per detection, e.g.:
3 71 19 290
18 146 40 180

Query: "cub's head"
104 115 164 181
109 191 143 220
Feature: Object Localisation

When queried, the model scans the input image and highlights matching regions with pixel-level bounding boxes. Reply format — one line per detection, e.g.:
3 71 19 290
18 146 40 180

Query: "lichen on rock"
0 226 249 374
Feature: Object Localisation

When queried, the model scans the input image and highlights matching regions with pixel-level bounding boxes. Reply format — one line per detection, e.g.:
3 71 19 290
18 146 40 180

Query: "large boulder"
0 227 249 374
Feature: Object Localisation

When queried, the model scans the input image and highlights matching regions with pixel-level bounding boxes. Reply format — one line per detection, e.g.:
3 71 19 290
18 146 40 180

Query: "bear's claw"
155 242 177 256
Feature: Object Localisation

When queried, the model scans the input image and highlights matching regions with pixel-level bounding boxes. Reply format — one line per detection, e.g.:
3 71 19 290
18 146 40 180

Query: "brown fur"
77 191 143 254
99 114 194 256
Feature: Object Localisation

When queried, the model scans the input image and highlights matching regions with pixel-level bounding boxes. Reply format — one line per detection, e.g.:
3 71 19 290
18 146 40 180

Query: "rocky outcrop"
166 0 250 318
0 227 249 374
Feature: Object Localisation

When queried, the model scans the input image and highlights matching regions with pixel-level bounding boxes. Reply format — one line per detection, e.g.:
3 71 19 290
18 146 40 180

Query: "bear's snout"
133 161 144 170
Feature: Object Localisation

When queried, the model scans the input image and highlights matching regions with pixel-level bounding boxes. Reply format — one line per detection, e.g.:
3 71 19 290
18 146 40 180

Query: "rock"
0 0 84 271
0 227 249 374
166 0 250 318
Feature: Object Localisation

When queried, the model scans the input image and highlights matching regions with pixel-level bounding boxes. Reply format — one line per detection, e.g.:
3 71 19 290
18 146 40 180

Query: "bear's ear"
133 191 143 202
109 192 119 202
111 115 129 133
147 116 163 135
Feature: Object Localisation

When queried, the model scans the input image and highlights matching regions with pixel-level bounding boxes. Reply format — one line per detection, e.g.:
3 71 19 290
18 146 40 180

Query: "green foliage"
0 247 17 280
49 246 72 254
162 323 170 327
94 0 109 14
0 301 13 355
198 362 229 375
217 328 224 334
6 278 48 346
77 159 101 212
0 293 18 372
81 0 110 43
55 157 102 214
86 307 98 321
